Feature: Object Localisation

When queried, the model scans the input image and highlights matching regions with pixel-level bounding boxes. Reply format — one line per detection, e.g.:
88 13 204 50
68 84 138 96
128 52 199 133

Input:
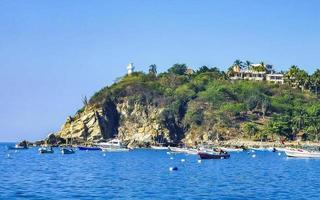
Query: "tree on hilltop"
149 64 157 76
168 63 187 75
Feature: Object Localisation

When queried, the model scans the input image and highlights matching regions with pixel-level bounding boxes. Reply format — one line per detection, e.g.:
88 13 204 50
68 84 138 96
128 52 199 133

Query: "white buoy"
252 154 256 158
278 152 281 156
198 159 202 163
181 159 185 162
166 152 171 155
103 153 106 157
170 157 174 160
251 150 255 153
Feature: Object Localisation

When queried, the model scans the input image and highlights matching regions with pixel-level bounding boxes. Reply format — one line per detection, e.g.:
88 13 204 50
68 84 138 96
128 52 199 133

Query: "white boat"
186 149 199 155
99 138 129 152
150 145 168 150
220 147 243 152
38 146 54 154
284 148 320 158
168 147 189 153
250 147 269 151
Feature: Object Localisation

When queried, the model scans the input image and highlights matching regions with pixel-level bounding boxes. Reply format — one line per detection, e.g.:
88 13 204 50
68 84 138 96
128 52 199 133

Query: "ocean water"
1 143 320 200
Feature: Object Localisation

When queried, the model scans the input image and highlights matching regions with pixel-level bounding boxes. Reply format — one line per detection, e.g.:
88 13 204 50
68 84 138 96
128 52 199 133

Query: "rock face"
54 98 172 146
116 98 170 145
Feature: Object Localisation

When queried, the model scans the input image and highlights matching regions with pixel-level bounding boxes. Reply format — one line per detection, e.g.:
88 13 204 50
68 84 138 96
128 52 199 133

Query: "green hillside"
87 63 320 142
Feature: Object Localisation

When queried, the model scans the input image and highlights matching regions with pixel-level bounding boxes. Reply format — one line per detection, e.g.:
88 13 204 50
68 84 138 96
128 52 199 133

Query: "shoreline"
21 138 320 149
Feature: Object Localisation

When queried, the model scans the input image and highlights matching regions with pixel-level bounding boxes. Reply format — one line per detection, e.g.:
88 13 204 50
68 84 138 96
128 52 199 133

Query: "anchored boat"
168 147 189 153
61 147 75 154
7 144 28 150
39 146 54 154
150 144 168 150
198 151 230 160
220 147 243 152
99 138 129 152
78 146 101 151
284 148 320 158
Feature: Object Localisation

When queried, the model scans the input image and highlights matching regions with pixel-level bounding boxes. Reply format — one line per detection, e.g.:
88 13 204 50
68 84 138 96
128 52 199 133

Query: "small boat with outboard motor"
150 144 168 150
61 147 75 154
219 147 243 152
198 148 230 160
284 148 320 158
78 146 101 151
38 146 54 154
7 144 28 150
168 146 189 153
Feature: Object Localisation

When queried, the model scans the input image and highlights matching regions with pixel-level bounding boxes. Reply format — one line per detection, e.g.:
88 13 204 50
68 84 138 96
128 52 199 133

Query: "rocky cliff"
53 97 174 146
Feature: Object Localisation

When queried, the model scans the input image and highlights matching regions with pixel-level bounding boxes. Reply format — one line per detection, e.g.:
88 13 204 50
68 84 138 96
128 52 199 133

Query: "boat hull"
101 148 129 152
61 148 75 154
198 152 230 160
150 146 168 150
220 147 243 152
39 149 54 154
168 147 189 153
7 146 28 150
78 146 101 151
284 149 320 158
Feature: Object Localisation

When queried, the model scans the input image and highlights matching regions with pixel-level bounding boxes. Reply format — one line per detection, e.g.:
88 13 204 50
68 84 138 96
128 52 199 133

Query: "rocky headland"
39 64 320 148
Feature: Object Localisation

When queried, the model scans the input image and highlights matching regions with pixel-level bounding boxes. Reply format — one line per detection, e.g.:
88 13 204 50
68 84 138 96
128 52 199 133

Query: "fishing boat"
78 146 101 151
61 133 75 154
249 147 269 151
61 147 75 154
186 148 199 155
38 146 54 154
284 148 320 158
168 146 189 153
198 151 230 160
99 138 129 152
7 144 28 150
220 147 243 152
150 145 168 150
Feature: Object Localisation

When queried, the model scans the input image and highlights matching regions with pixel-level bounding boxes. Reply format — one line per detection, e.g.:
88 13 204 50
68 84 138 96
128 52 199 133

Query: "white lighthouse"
127 63 134 75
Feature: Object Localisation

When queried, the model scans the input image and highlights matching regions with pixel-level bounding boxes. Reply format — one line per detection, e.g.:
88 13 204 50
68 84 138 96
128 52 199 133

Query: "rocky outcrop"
58 106 109 142
53 97 173 146
116 98 170 145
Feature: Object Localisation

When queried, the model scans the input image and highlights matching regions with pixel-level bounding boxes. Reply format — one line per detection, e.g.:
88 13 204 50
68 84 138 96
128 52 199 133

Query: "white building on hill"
127 63 135 75
229 63 284 84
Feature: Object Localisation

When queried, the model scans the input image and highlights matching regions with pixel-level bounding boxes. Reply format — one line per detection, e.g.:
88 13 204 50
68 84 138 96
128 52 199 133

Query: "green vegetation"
88 62 320 142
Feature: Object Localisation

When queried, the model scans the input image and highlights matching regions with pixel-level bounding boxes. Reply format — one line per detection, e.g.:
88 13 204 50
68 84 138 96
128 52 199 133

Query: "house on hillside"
266 73 284 84
229 63 284 84
186 68 194 75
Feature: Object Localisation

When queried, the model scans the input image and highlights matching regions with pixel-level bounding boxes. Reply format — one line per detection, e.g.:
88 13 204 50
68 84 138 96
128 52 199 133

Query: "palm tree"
149 64 157 75
244 60 251 70
233 59 243 69
243 122 259 139
311 69 320 95
291 109 306 139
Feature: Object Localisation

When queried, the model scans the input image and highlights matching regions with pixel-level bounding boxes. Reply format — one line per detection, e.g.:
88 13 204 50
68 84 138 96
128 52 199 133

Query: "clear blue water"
1 143 320 200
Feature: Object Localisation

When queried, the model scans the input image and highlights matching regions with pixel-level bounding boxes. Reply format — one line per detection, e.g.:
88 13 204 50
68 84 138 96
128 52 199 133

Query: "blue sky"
0 0 320 142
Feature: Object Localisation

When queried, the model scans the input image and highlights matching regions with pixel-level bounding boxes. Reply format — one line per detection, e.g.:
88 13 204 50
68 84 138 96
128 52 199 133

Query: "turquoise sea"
1 143 320 200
